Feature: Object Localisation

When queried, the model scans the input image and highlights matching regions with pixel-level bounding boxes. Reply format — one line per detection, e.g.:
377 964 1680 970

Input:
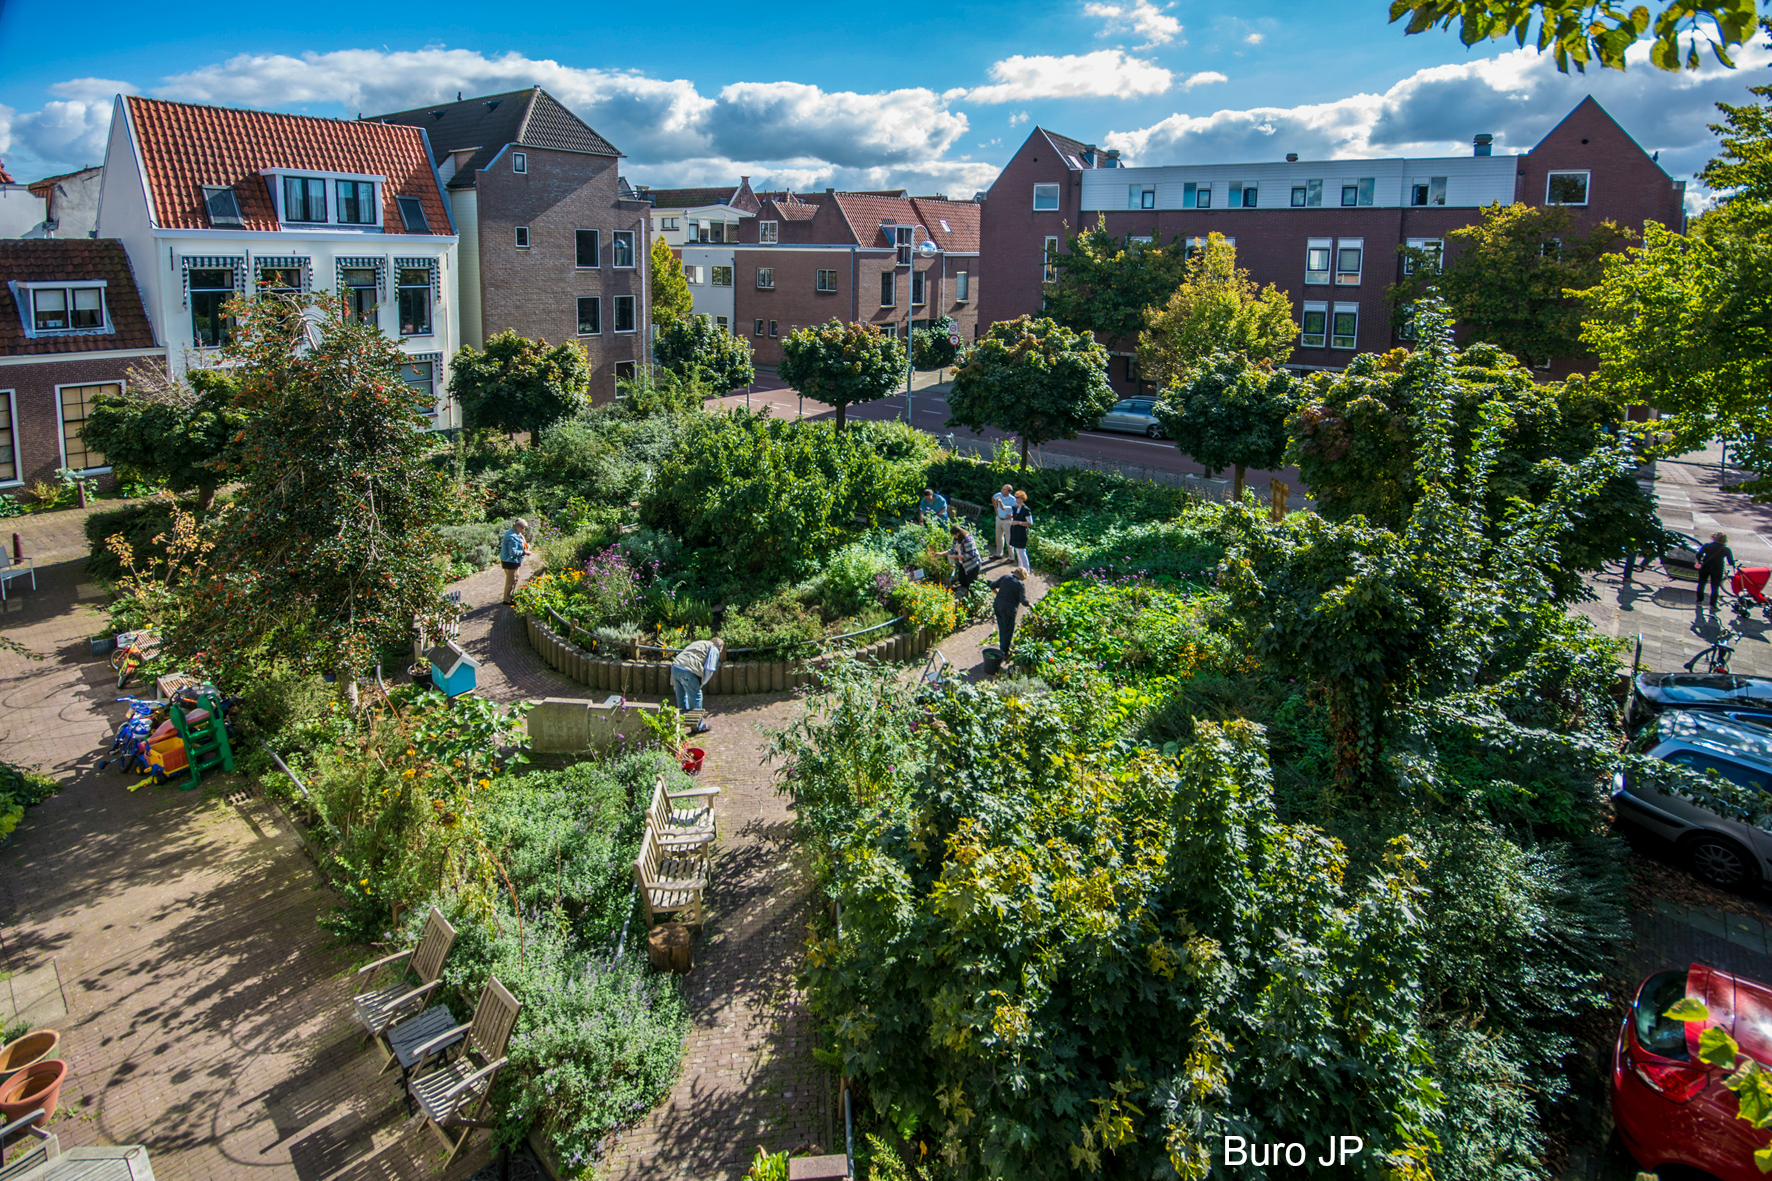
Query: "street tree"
1388 0 1760 72
446 331 592 438
911 315 964 372
946 315 1116 468
171 293 456 703
82 364 244 509
1137 232 1297 386
777 319 904 430
1041 217 1191 342
1154 353 1300 497
1388 202 1632 365
650 236 694 327
653 315 756 392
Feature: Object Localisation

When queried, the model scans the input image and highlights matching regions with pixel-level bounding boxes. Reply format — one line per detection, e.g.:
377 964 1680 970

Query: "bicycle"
109 631 157 690
1683 625 1739 674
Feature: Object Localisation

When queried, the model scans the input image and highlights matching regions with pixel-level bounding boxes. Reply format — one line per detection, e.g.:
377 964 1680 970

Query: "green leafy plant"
946 315 1117 468
1155 353 1300 497
448 331 593 438
1137 231 1299 384
778 319 905 430
654 317 756 393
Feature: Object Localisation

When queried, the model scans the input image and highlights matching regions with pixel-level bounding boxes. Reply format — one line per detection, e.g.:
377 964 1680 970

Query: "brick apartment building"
372 88 652 403
978 97 1685 392
0 239 164 495
729 191 980 368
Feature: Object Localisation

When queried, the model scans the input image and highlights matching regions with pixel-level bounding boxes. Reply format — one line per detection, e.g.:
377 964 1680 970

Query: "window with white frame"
1409 177 1448 207
1331 303 1359 349
1033 183 1060 210
756 267 774 289
1403 238 1443 276
1546 171 1590 205
1129 184 1156 209
895 226 914 265
341 267 379 327
755 319 765 336
1301 301 1328 348
336 180 376 225
816 269 837 293
59 382 114 472
711 266 733 287
0 390 16 484
613 295 636 333
1340 178 1375 207
615 360 637 381
1305 179 1324 207
1335 240 1363 285
1043 236 1060 283
1229 181 1258 208
881 271 896 307
955 271 970 302
759 220 779 243
515 226 530 248
683 265 704 285
769 320 778 337
397 267 432 336
655 216 679 231
1305 238 1332 285
512 152 527 174
716 315 728 334
27 284 106 334
612 232 635 267
576 230 599 268
577 296 601 335
911 271 926 306
189 267 236 346
282 176 328 223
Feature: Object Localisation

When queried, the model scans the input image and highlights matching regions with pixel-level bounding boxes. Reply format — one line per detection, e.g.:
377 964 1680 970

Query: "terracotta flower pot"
0 1031 58 1081
0 1059 67 1127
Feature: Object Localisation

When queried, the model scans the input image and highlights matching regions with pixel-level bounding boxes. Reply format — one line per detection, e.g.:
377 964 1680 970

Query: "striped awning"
335 256 387 299
393 256 438 295
180 255 245 307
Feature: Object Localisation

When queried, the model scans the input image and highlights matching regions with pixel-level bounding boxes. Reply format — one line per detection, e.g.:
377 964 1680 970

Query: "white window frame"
1331 303 1359 350
769 319 779 337
1305 238 1332 286
400 356 441 418
881 271 897 308
754 319 765 336
612 294 637 334
575 229 600 269
1403 238 1443 276
756 267 774 290
577 295 602 336
1409 177 1448 207
261 169 386 230
11 280 112 339
1043 236 1060 283
1305 179 1324 207
394 263 434 338
1335 239 1364 286
683 264 703 285
759 220 779 243
1129 184 1156 210
816 269 837 293
0 388 19 487
515 226 530 249
1033 183 1060 211
1546 170 1590 206
1300 303 1327 348
911 271 926 306
715 315 728 334
614 360 637 382
711 266 733 288
513 152 528 174
955 271 970 302
611 231 636 268
56 379 117 474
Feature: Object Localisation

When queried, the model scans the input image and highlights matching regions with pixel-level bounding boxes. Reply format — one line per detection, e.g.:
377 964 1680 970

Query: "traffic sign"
948 332 962 347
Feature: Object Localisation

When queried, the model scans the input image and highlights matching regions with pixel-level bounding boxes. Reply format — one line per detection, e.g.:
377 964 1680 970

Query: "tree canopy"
650 236 694 327
653 315 756 393
777 319 904 430
1040 218 1191 342
1137 232 1298 385
447 331 593 437
910 315 964 372
1388 0 1760 72
1154 354 1300 496
83 365 244 509
1388 202 1632 366
946 315 1116 468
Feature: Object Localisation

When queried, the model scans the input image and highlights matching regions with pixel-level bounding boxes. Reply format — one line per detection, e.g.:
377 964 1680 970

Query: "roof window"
396 196 431 233
201 186 244 229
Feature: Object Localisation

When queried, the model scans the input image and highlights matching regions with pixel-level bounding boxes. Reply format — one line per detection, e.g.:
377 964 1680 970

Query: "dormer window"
12 281 110 339
283 176 328 223
336 180 376 225
264 170 387 228
201 186 244 228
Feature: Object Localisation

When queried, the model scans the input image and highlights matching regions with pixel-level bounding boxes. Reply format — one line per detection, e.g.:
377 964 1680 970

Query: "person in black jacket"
1694 532 1735 613
991 569 1030 656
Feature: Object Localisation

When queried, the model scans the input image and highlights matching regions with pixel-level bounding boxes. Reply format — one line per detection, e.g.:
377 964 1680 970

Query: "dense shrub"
83 497 193 580
723 588 824 654
815 544 896 617
0 764 59 839
436 523 501 573
1017 579 1238 686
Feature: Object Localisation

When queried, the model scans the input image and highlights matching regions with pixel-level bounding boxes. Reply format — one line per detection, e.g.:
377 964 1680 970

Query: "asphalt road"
717 371 1306 494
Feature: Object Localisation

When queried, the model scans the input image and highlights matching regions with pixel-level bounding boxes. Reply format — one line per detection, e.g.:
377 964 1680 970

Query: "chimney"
1104 149 1121 167
826 187 836 195
1285 153 1298 162
740 175 749 185
1473 133 1493 157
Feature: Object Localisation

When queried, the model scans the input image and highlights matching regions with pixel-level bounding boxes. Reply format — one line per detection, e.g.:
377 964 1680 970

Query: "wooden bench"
633 824 708 928
646 776 719 866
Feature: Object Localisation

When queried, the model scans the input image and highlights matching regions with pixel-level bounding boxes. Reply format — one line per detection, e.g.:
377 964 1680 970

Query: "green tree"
82 365 244 509
170 293 456 702
777 319 904 430
1154 354 1299 497
1136 232 1298 386
650 236 694 328
447 331 593 438
1041 217 1191 341
946 315 1116 468
653 316 756 392
910 315 963 372
1388 202 1632 365
1388 0 1760 72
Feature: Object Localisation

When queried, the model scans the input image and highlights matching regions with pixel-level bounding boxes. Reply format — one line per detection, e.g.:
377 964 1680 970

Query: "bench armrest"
357 946 416 975
0 1110 46 1145
376 979 443 1025
665 786 722 799
440 1057 508 1103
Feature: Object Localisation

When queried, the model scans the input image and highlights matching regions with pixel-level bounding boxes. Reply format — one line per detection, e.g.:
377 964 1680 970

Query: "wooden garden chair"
645 775 720 864
0 1109 56 1181
352 906 457 1073
633 823 707 929
405 977 522 1170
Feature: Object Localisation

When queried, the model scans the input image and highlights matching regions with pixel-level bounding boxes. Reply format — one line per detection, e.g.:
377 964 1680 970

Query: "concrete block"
528 696 663 753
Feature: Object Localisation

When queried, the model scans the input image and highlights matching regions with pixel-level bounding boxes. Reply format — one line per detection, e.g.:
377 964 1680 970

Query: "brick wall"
734 249 965 364
0 353 147 494
474 148 650 403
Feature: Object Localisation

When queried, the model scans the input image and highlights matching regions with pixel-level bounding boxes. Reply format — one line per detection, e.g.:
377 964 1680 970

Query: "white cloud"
1104 38 1766 198
1181 72 1228 90
1243 32 1264 45
1009 111 1029 125
1083 0 1182 49
961 50 1173 103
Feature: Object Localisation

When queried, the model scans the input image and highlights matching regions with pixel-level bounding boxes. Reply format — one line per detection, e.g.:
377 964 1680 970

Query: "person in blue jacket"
500 519 530 605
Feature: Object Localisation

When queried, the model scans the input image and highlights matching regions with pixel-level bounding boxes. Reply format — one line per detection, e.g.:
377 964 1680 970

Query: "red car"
1612 963 1772 1179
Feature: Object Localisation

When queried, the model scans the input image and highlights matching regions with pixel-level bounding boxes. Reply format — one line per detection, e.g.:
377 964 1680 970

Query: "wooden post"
1269 480 1289 523
647 923 692 974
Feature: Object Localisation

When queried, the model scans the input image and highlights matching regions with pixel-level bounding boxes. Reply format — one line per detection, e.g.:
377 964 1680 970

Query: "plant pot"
407 663 433 692
0 1031 58 1081
0 1059 67 1127
90 636 114 657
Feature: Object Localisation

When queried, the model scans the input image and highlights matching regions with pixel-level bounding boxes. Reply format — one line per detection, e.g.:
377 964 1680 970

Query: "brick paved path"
0 504 486 1181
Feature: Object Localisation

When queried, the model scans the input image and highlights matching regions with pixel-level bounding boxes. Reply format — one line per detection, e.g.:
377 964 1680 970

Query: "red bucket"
680 747 705 775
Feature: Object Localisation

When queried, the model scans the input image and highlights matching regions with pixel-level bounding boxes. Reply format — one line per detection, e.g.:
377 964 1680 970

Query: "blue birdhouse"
428 640 481 698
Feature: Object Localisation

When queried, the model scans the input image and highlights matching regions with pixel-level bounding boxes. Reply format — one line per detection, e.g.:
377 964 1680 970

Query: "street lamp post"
899 226 940 428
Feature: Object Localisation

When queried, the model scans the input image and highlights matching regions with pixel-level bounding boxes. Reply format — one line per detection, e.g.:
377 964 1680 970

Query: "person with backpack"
1694 532 1736 613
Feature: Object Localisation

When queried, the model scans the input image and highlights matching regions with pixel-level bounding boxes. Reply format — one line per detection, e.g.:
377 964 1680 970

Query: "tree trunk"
1020 435 1030 470
1233 465 1246 500
194 483 217 511
338 669 360 712
836 401 847 432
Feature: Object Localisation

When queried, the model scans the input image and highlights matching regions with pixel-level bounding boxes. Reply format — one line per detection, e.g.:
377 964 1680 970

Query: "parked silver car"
1612 710 1772 887
1093 399 1167 438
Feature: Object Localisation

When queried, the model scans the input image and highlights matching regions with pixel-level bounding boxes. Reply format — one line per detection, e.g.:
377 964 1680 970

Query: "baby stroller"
1730 566 1772 622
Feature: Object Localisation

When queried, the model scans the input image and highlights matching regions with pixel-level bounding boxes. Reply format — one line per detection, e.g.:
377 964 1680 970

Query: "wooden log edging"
523 613 933 697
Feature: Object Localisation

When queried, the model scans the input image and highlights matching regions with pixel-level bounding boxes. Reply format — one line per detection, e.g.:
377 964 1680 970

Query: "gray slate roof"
368 87 619 188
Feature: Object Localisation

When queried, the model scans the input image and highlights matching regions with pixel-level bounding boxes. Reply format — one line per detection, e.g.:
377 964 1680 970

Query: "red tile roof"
0 161 14 185
827 193 980 252
124 96 451 234
0 239 159 356
761 197 820 222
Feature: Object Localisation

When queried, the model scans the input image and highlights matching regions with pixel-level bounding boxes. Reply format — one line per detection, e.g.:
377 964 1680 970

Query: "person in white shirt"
991 485 1017 559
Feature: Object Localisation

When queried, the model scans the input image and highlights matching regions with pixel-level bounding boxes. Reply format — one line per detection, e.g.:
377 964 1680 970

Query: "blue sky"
0 0 1762 205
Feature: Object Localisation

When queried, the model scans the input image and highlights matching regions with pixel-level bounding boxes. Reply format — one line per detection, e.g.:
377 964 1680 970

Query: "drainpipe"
849 245 857 323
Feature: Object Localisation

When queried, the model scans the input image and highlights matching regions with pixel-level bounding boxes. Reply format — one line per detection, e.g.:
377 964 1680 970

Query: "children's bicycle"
1684 625 1739 674
109 632 157 690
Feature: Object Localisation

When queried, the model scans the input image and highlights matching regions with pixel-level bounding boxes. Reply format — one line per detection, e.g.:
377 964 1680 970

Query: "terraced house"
93 95 461 422
371 88 653 402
